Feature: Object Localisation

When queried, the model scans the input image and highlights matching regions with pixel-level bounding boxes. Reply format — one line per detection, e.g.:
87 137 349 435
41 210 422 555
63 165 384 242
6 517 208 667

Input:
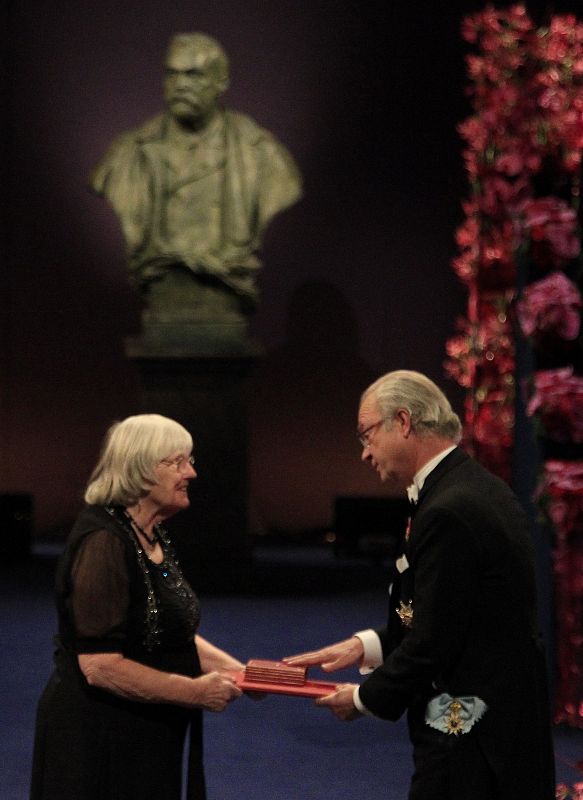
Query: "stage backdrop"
3 0 573 538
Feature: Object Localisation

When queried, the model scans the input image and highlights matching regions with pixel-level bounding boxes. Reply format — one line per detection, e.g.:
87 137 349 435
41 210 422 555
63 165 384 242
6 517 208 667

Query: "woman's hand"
79 653 242 710
195 634 244 674
194 671 242 711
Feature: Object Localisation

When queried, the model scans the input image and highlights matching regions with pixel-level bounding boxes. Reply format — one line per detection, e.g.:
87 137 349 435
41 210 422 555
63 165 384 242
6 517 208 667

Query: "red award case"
231 659 338 698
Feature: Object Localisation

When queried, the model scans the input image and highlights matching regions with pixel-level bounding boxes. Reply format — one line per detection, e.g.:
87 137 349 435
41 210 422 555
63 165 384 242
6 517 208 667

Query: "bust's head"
163 33 229 129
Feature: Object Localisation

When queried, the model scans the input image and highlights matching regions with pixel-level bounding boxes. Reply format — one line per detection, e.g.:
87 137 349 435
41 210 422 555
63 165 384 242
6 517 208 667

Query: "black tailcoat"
358 448 555 799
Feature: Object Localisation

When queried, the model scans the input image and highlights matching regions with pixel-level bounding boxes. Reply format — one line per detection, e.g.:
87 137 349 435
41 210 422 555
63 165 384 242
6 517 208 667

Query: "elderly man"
90 32 301 336
287 370 555 799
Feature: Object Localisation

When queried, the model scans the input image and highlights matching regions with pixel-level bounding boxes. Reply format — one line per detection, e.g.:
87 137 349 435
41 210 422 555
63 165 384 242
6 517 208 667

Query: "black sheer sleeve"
69 528 130 653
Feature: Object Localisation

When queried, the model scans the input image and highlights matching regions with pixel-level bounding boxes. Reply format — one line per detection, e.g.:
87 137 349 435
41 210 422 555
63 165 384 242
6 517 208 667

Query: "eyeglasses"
159 454 195 471
357 419 385 448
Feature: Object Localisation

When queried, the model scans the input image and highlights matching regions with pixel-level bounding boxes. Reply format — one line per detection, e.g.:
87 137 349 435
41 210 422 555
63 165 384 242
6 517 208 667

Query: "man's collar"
406 483 419 504
406 445 457 504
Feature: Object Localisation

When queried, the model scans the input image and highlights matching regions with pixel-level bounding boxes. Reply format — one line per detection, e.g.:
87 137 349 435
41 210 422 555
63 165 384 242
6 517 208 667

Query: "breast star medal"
396 599 414 628
445 700 463 735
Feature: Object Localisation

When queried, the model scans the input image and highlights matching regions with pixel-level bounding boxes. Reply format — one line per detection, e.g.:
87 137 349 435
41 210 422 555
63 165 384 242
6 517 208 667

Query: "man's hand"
316 684 362 721
284 636 364 672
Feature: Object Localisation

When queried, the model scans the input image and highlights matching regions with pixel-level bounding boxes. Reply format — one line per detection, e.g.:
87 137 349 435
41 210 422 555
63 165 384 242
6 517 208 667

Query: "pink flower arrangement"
473 394 515 448
448 4 583 485
516 197 580 268
557 781 583 800
531 14 583 173
543 460 583 496
452 212 518 288
517 271 582 341
540 460 583 537
541 459 583 731
452 4 583 745
527 368 583 443
444 297 515 390
444 319 476 389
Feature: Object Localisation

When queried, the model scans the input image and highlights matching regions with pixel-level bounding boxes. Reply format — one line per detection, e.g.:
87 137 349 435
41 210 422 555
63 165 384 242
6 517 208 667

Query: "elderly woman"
30 414 244 800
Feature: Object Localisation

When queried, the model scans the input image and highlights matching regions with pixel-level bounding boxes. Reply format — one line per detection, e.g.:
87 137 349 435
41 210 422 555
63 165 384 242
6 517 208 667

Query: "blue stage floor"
2 544 583 799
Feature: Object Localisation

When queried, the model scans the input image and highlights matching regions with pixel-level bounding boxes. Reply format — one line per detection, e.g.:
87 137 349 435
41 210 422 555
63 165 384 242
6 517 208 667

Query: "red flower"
527 368 583 443
480 175 529 215
517 271 582 341
473 395 515 447
452 4 583 492
543 460 583 495
517 196 580 267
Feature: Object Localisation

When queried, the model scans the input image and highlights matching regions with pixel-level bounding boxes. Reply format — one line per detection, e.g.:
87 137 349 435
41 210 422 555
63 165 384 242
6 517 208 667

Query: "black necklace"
124 509 158 547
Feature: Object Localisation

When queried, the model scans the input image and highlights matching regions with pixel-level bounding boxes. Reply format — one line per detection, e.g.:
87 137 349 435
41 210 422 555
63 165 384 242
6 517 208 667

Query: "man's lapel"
416 447 468 507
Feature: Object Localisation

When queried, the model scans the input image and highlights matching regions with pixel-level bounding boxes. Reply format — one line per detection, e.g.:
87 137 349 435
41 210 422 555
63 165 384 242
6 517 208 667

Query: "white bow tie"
406 483 419 504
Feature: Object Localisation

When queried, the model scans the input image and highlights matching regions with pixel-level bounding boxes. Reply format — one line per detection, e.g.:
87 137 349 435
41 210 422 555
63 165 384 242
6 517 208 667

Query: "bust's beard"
168 96 205 126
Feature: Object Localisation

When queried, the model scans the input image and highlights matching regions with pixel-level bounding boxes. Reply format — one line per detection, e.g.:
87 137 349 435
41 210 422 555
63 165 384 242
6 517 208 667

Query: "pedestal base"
126 336 261 592
140 267 256 356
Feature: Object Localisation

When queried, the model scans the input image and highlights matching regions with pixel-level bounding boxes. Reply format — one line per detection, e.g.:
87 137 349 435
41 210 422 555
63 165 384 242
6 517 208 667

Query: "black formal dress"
30 505 206 800
358 448 555 800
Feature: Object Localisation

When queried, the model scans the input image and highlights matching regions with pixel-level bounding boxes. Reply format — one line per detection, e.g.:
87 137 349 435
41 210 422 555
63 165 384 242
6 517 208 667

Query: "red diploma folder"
229 660 339 698
231 671 339 698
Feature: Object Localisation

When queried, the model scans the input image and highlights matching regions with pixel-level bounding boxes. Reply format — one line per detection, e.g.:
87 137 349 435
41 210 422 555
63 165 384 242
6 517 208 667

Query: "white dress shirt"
352 445 457 715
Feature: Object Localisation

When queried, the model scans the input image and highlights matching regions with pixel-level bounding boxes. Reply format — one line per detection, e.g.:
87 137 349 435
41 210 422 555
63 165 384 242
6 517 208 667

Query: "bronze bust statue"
90 32 302 351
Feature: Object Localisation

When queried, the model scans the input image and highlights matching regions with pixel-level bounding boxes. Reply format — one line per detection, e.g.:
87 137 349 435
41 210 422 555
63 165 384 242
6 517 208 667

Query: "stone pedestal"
126 335 261 592
140 268 255 355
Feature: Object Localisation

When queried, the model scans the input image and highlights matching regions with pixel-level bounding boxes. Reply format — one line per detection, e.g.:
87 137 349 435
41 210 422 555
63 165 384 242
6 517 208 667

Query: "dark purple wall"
4 0 563 536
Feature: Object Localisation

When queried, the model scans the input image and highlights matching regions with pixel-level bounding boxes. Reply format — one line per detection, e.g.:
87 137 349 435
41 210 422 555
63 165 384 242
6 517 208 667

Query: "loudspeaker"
0 493 33 560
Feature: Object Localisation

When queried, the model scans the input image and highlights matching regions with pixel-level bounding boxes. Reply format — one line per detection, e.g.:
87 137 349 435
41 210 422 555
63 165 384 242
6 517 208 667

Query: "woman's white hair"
84 414 193 507
363 370 462 443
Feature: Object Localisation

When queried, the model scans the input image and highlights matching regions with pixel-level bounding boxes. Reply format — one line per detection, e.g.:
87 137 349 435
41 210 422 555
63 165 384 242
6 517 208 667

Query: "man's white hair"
363 370 462 442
